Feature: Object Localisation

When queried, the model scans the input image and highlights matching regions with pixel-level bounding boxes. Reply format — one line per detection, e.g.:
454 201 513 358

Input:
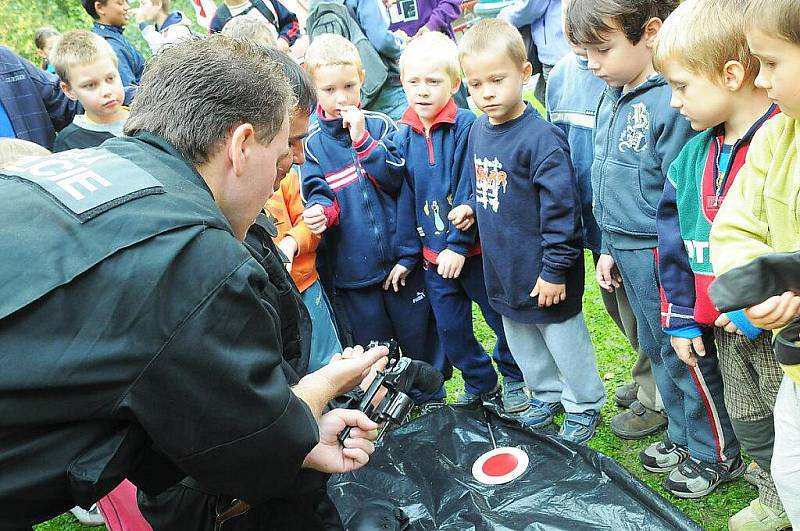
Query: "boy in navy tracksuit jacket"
459 20 606 444
301 35 439 388
392 32 527 412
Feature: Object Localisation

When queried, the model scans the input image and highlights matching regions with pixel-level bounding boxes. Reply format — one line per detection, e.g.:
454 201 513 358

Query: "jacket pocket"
601 160 658 236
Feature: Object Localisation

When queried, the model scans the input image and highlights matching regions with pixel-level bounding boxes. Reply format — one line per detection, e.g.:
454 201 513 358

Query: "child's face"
401 56 459 127
275 110 311 187
748 27 800 119
135 0 161 24
661 61 730 132
97 0 130 27
36 36 58 62
62 57 126 123
462 51 531 125
582 21 654 90
313 64 364 119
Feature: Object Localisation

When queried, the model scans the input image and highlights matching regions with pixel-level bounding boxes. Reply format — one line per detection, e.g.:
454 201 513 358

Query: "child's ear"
359 68 366 82
60 81 78 102
642 17 663 48
722 60 746 92
451 76 462 95
521 61 533 83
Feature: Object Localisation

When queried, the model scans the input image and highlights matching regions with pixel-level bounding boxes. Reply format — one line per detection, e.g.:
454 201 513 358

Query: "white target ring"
471 447 529 485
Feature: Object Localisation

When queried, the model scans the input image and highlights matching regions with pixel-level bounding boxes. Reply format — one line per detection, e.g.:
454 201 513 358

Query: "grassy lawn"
38 253 750 531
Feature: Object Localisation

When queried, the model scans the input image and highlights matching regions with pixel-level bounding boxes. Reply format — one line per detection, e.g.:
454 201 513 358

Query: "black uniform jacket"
0 133 319 529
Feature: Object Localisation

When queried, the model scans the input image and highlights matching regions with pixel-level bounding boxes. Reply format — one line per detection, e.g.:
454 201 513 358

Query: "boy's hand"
340 106 366 144
448 205 474 231
302 204 328 235
596 254 622 293
277 236 298 273
383 264 410 292
531 277 566 307
713 314 743 335
745 291 800 330
436 249 465 279
671 336 705 367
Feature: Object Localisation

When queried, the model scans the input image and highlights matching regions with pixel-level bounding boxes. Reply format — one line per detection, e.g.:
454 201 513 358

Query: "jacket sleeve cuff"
445 242 471 256
660 302 697 330
726 310 763 339
323 200 340 227
397 256 418 270
539 266 566 285
664 324 703 339
286 225 319 255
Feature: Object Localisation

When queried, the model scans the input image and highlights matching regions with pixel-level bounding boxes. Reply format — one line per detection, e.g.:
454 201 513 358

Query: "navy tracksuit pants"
424 255 523 396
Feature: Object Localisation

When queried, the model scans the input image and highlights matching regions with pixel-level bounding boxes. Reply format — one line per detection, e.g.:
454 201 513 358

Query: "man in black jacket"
0 36 383 530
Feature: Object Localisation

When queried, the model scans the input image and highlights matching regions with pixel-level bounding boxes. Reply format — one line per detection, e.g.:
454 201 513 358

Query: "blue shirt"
0 102 15 139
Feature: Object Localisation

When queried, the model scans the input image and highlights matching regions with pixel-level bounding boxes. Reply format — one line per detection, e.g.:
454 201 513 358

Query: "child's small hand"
745 291 800 330
340 106 366 144
303 204 328 235
670 336 705 367
436 249 465 279
277 236 298 273
595 254 622 293
531 277 566 307
383 264 410 292
448 205 474 230
713 314 743 335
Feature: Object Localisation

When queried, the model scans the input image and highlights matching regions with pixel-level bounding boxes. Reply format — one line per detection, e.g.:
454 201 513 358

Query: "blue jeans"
301 280 342 372
609 246 739 463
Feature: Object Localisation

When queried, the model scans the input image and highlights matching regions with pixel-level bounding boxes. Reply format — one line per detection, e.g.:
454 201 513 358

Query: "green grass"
39 253 751 531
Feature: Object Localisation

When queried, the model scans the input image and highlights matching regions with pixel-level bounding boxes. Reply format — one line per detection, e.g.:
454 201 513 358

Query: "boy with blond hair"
710 0 800 524
50 30 128 152
300 35 439 394
392 31 527 412
654 0 786 524
459 19 606 443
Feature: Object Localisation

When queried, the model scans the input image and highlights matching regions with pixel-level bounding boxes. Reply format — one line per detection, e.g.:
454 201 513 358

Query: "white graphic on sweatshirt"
618 102 649 153
474 156 508 213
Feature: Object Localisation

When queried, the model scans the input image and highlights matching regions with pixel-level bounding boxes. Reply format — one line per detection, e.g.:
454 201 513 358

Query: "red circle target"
472 447 529 484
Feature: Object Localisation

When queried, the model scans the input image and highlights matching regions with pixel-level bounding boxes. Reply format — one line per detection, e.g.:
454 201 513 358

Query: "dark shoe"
454 382 500 406
663 455 746 498
614 381 639 408
417 399 446 415
610 400 667 439
501 380 530 413
518 398 564 429
639 436 689 473
559 410 601 444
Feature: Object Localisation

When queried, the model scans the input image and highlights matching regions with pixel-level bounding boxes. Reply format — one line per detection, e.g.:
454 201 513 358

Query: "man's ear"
722 60 746 92
60 81 78 102
642 17 663 48
228 123 256 177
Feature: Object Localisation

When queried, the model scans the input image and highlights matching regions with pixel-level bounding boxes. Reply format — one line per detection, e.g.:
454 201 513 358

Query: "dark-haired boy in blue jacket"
393 32 528 413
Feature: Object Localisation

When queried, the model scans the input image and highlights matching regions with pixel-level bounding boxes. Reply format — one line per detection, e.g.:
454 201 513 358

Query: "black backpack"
306 0 390 107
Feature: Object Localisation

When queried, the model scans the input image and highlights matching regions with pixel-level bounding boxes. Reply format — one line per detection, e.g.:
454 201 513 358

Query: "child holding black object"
392 31 527 413
301 35 440 400
459 19 606 444
654 0 786 521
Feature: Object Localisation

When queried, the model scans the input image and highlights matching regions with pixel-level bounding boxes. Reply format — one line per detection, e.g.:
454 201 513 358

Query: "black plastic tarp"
329 404 702 531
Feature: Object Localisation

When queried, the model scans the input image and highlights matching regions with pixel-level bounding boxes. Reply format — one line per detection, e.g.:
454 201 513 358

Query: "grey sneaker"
663 455 746 498
501 380 529 413
70 505 104 526
614 381 639 408
559 410 601 444
639 437 690 473
518 398 564 429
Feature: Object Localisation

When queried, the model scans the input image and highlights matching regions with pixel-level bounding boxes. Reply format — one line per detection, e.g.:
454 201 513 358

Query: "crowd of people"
0 0 799 529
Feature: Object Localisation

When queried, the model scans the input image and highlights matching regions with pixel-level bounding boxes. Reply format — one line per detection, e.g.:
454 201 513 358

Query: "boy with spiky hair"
654 0 786 524
566 0 745 497
710 0 800 524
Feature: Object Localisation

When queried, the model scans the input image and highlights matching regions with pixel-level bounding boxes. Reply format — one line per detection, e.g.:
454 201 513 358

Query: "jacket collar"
93 21 125 35
605 73 665 101
712 103 781 145
399 98 457 134
131 131 212 196
315 105 353 143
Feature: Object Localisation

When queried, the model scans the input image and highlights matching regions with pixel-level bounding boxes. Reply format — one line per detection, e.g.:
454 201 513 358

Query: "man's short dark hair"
261 47 317 115
124 35 296 165
566 0 679 45
82 0 106 20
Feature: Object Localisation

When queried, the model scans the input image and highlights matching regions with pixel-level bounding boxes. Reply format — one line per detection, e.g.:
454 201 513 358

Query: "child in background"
50 30 128 152
654 0 786 522
392 31 527 413
566 0 744 496
459 19 606 443
221 14 279 47
34 27 60 74
545 0 665 439
709 0 800 524
300 35 440 399
82 0 145 90
209 0 299 53
135 0 194 55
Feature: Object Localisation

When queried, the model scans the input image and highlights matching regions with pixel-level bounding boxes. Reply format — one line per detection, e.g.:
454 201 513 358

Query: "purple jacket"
388 0 460 39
